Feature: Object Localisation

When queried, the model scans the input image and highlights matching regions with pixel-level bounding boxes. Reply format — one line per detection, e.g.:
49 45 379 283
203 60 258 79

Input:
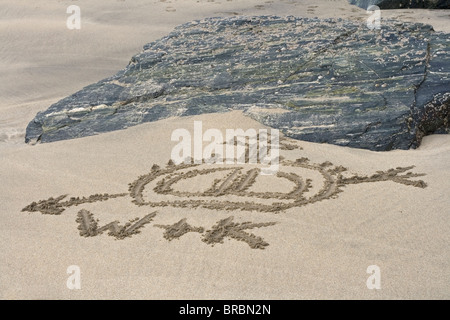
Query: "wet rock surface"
25 16 449 151
348 0 450 9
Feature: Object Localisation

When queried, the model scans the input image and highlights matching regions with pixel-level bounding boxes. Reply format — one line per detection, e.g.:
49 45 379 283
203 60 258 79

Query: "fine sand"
1 0 449 299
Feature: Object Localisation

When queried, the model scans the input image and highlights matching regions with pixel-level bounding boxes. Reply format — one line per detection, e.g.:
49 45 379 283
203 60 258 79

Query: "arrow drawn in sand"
22 159 427 215
21 157 427 248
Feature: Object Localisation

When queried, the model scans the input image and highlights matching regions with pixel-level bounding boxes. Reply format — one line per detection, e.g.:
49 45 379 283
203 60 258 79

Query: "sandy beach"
1 0 449 299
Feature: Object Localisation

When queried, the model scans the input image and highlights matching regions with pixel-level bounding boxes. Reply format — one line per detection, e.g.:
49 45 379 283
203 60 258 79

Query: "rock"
25 16 450 151
348 0 450 9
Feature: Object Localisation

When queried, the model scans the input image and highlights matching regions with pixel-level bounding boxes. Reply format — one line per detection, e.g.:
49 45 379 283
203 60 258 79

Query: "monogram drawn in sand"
22 135 427 250
74 209 275 249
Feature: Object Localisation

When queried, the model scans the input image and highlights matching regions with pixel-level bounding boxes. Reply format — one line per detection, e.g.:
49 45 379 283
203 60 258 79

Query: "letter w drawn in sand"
76 210 157 240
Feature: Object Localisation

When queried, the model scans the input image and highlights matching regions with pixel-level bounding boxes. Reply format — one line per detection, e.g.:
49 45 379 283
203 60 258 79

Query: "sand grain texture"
1 0 449 299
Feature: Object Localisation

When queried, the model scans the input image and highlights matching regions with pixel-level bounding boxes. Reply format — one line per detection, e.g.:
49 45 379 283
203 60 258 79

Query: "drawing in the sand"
21 153 428 249
155 218 205 241
22 157 427 214
75 210 275 249
129 158 427 212
76 209 157 240
155 216 276 249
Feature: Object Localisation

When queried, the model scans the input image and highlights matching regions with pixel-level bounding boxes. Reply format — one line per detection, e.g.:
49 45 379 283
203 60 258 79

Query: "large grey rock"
348 0 450 9
25 16 449 151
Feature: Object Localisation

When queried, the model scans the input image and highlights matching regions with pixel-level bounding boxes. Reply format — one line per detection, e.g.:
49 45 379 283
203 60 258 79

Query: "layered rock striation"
25 16 449 151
